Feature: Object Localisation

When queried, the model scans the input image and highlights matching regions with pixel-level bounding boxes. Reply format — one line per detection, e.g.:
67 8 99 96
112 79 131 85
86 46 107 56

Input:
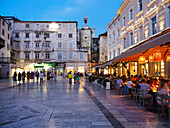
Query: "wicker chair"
155 93 166 117
138 89 153 107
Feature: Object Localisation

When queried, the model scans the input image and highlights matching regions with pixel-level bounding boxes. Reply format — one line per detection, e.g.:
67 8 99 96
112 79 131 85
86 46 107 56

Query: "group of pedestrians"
12 71 57 85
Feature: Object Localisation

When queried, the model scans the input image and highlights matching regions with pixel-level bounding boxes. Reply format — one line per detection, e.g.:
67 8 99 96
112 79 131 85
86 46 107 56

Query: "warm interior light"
167 55 170 61
149 55 154 62
153 51 162 61
139 55 146 64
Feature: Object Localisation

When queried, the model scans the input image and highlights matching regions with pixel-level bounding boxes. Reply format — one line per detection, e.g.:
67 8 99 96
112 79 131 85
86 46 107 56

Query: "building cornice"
106 14 120 29
116 0 131 14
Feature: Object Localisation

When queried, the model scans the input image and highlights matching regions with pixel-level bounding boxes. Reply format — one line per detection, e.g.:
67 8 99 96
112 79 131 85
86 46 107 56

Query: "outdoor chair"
138 89 153 107
131 87 138 104
115 84 122 95
164 96 170 120
122 84 131 98
155 93 166 118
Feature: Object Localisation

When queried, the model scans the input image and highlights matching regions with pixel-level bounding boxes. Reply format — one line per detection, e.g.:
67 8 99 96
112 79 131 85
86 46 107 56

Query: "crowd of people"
115 75 170 96
12 71 57 85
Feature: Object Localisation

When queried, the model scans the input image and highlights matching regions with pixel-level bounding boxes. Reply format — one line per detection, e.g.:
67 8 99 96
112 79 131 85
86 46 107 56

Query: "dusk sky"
0 0 122 37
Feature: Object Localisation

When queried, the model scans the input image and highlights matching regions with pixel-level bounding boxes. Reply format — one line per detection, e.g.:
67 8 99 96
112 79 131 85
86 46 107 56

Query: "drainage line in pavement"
83 86 125 128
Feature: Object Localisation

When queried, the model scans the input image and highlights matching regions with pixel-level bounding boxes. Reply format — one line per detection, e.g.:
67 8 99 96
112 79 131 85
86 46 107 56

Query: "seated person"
139 79 152 95
158 80 169 95
117 77 123 89
127 78 133 89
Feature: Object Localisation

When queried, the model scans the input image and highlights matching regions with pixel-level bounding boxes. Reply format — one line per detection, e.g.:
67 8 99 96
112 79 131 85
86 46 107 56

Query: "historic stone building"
3 16 89 77
0 16 16 78
105 0 170 78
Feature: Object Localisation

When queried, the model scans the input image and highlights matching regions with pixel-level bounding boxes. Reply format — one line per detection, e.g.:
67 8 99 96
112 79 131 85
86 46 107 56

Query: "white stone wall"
99 35 108 63
0 17 11 58
107 15 121 61
12 21 88 63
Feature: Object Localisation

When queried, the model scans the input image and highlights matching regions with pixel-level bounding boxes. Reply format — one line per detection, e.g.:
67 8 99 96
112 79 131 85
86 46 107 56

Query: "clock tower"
80 15 95 61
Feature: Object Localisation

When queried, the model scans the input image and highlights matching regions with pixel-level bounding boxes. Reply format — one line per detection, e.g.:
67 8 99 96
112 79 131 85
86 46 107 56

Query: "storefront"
90 28 170 79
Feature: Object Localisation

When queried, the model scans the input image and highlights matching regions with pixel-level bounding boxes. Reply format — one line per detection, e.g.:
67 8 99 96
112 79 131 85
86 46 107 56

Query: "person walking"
54 71 57 82
13 71 17 85
18 72 22 84
22 71 26 83
40 71 44 85
68 71 73 84
27 71 30 82
36 71 39 82
47 71 50 85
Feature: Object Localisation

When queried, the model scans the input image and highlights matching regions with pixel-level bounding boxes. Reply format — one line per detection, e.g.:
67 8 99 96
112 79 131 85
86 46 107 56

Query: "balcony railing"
0 57 16 64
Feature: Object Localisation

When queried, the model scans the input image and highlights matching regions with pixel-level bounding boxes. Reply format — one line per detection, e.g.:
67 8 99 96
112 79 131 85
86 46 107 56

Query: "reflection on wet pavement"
0 78 169 128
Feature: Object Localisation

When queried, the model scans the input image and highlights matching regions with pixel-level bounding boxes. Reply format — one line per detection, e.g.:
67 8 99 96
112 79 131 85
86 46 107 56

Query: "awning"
90 27 170 69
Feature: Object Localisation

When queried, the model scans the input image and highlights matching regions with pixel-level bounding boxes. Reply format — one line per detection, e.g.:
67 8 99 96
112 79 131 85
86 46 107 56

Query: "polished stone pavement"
0 78 170 128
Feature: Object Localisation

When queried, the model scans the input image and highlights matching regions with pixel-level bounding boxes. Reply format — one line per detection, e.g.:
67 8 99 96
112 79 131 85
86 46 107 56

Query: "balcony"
0 57 16 64
0 38 5 49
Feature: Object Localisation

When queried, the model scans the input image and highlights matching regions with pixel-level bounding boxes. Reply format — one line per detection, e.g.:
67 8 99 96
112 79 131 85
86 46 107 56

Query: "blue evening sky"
0 0 122 37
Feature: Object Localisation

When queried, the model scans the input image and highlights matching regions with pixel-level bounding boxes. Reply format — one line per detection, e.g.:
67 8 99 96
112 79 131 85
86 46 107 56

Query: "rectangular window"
25 52 30 59
118 29 120 37
118 48 120 56
109 52 111 60
46 33 50 38
36 24 39 28
58 33 62 38
35 52 40 59
25 42 30 48
2 29 4 36
139 0 143 12
69 33 72 38
45 53 50 59
26 33 29 38
80 53 83 59
123 17 126 26
113 50 115 58
35 42 40 48
123 38 126 49
130 32 133 45
15 42 20 48
58 53 62 59
7 43 10 50
139 26 143 41
45 41 50 48
26 24 29 28
69 42 73 48
46 24 49 28
113 33 115 41
15 33 19 38
68 53 73 59
152 17 157 35
58 42 62 48
36 33 39 38
8 34 10 39
130 9 133 21
15 53 20 59
58 24 62 29
69 24 72 28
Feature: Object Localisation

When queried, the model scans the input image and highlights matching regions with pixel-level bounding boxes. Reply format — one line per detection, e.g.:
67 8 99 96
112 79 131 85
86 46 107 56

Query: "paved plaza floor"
0 78 170 128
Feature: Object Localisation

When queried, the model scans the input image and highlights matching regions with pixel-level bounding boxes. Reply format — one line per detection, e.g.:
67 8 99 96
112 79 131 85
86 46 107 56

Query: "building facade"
3 16 89 77
103 0 170 79
0 16 16 79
